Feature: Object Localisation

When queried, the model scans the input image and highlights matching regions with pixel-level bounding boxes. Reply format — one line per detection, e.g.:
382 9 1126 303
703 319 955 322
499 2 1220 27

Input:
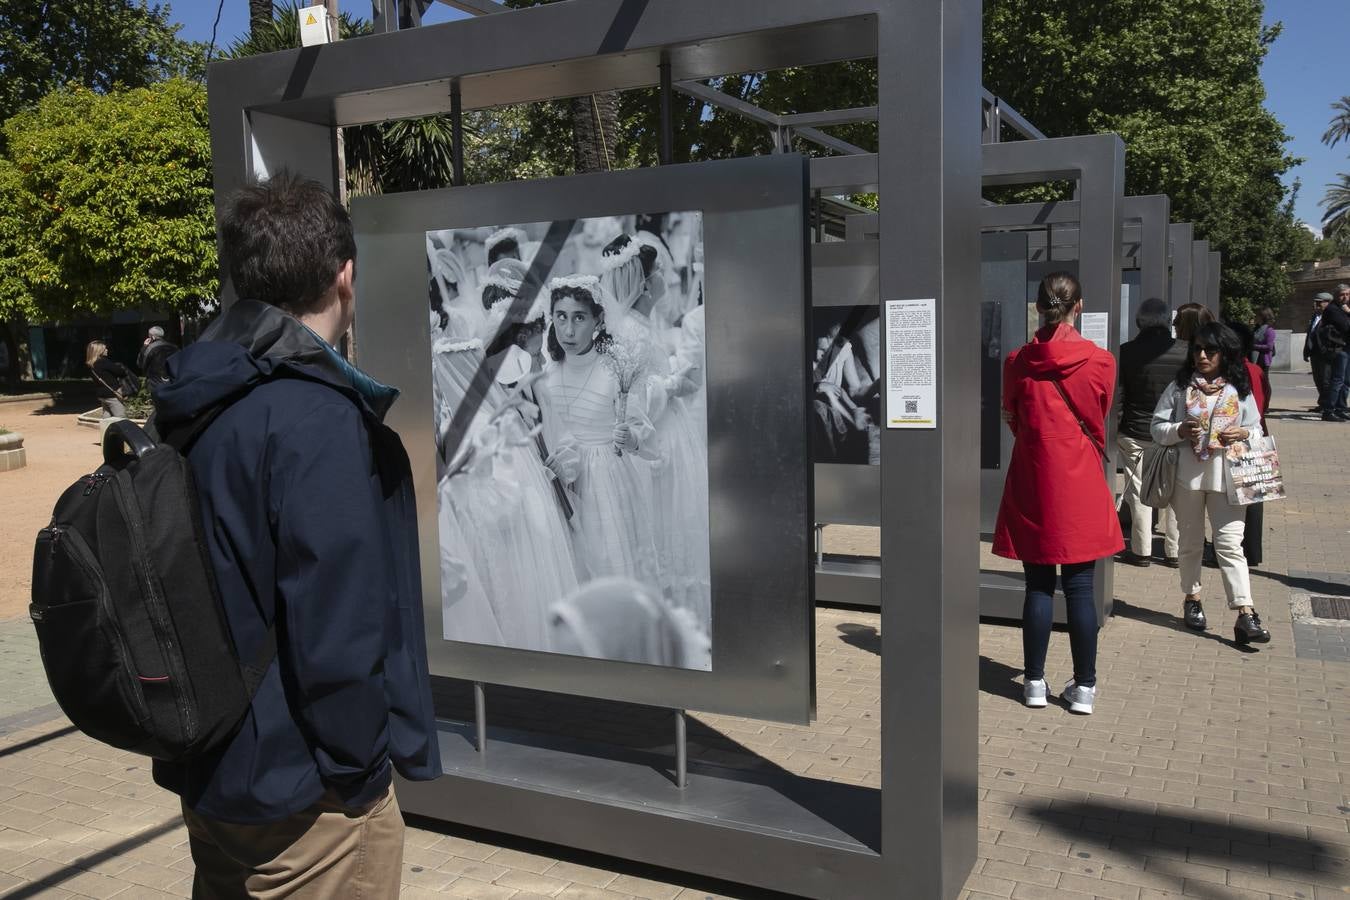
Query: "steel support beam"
1168 222 1194 312
1208 250 1222 315
1191 239 1211 308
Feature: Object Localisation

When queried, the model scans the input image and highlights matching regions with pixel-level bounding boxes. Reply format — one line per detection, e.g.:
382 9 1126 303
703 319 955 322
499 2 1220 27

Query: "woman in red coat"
994 272 1123 715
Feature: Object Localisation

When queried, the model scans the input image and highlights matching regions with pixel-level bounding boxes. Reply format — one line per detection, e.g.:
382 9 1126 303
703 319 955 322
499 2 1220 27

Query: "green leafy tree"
0 79 217 322
0 0 204 126
983 0 1299 321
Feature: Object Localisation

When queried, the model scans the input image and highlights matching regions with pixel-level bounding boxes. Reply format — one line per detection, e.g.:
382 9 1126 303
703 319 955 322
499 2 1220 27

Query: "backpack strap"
1051 378 1109 461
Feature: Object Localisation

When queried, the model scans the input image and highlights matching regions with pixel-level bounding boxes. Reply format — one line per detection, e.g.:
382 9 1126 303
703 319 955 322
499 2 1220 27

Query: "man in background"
1304 293 1328 407
1315 286 1350 421
136 325 178 385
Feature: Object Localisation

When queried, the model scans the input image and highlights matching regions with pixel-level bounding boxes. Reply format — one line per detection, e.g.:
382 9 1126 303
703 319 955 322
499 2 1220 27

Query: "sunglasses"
1192 345 1221 357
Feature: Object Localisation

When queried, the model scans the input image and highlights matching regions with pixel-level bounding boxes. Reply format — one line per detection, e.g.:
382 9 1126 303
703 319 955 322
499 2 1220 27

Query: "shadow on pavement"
1026 799 1338 900
0 724 77 761
1111 599 1260 654
1 815 183 900
836 622 879 655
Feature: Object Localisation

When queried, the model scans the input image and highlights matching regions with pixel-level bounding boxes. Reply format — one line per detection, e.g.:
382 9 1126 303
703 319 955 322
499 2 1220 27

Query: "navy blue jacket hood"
152 300 441 823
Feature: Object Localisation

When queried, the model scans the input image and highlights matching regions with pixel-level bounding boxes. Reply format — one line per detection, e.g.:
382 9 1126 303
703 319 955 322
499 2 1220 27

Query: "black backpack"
30 416 274 760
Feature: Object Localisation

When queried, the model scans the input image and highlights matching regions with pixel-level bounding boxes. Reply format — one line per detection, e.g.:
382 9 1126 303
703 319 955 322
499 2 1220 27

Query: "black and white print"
426 212 711 670
812 305 882 465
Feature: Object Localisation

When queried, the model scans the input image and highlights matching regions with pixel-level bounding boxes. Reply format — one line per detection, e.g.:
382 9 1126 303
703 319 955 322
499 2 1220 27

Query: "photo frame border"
353 154 815 724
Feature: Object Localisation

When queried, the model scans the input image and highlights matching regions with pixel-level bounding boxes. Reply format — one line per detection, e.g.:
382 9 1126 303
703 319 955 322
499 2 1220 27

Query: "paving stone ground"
0 372 1346 899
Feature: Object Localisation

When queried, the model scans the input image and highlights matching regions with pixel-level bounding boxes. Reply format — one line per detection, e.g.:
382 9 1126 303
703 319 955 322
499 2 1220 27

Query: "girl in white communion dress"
431 309 579 652
536 276 663 598
600 235 711 637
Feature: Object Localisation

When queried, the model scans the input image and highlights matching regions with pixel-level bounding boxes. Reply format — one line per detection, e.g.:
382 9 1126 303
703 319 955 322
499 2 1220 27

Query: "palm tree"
1322 97 1350 149
249 0 273 38
1321 173 1350 242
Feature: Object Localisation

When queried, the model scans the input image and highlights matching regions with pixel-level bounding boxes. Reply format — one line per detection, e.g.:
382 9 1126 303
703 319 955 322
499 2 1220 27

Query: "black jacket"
137 338 178 384
1117 327 1188 442
150 300 440 823
90 357 131 400
1317 302 1350 353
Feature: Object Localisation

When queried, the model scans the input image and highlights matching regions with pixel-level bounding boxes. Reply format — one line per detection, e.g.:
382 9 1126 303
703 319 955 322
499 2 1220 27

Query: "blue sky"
170 2 1349 230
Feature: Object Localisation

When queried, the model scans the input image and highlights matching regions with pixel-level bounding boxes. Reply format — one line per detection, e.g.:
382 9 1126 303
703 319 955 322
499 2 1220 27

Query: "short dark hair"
1134 297 1171 332
220 170 355 315
1175 322 1251 398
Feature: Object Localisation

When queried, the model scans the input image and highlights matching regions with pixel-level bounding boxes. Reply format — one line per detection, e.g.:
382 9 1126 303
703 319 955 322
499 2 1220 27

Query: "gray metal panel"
1169 223 1194 311
878 1 982 896
810 153 880 194
352 154 815 725
397 723 883 899
1208 250 1222 314
979 232 1028 533
1191 239 1210 307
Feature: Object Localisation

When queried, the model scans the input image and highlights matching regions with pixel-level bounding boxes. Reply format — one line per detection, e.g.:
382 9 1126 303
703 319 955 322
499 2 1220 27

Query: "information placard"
1079 312 1110 351
884 298 936 429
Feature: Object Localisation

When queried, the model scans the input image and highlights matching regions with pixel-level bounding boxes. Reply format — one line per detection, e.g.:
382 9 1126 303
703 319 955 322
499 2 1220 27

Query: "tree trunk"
570 92 619 174
249 0 273 38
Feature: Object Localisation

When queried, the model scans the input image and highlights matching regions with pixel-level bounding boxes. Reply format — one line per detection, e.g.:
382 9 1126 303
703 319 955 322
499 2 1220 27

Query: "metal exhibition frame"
807 136 1128 629
1208 250 1223 314
205 2 981 897
1170 222 1196 311
1192 238 1212 309
976 135 1125 625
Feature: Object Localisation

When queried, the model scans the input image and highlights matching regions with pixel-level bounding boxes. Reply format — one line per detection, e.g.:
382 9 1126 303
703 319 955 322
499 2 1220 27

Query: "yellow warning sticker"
305 12 318 25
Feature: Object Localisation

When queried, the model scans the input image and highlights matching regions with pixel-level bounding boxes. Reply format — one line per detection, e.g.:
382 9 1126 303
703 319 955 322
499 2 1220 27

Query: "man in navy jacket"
151 172 441 896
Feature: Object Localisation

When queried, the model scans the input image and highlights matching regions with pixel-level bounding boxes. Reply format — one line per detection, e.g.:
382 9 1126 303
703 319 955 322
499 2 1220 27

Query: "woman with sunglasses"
1151 321 1271 645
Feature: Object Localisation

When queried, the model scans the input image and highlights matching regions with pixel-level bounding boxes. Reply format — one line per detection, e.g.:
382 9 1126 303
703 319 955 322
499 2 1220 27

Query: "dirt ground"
0 398 105 620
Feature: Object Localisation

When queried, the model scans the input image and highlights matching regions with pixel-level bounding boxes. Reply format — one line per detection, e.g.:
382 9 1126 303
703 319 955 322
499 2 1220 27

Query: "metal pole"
814 523 824 568
658 57 674 165
474 681 487 756
451 83 465 186
674 709 687 789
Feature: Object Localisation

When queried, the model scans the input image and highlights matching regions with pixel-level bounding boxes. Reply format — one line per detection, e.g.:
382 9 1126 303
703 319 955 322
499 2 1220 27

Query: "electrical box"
298 4 333 47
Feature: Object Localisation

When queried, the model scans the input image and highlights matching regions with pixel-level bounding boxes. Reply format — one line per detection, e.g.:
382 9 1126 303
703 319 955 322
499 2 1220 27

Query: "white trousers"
1170 485 1252 609
1117 435 1179 558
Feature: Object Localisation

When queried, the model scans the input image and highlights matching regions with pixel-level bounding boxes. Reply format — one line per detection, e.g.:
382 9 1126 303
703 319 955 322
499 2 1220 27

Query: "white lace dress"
432 346 580 651
616 316 711 635
536 349 662 597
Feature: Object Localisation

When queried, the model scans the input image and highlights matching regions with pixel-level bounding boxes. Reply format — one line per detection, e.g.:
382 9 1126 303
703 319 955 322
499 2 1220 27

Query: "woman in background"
86 340 134 419
1151 321 1270 645
994 272 1122 715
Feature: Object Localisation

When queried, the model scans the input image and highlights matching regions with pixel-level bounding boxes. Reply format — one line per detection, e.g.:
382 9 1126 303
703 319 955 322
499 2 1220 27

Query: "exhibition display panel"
206 2 981 898
354 156 816 723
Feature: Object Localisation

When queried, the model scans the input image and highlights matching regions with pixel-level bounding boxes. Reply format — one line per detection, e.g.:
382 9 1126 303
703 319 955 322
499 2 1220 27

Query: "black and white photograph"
426 212 711 670
812 305 881 465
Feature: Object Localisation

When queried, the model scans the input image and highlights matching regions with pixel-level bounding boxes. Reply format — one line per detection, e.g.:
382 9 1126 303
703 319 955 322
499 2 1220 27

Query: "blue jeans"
1320 349 1349 411
1022 562 1097 687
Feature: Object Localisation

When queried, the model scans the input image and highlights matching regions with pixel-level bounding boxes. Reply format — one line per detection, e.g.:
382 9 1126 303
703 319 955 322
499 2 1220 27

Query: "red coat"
993 324 1124 565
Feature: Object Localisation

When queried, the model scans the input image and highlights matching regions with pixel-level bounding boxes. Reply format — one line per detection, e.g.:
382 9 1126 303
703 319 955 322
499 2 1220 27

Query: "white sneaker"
1023 679 1048 708
1063 680 1095 715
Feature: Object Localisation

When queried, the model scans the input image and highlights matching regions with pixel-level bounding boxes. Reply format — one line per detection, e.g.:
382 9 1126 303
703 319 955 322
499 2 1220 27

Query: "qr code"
904 400 919 415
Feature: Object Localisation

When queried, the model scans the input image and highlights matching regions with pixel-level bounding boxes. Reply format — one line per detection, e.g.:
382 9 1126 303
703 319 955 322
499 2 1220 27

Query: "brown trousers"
182 784 404 899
